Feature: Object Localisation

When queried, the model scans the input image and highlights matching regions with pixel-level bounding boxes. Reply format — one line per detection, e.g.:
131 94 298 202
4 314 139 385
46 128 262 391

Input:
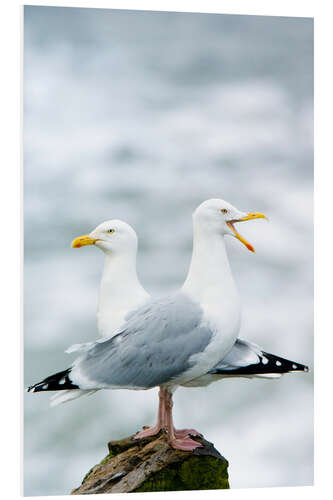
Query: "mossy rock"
135 455 229 492
71 431 229 494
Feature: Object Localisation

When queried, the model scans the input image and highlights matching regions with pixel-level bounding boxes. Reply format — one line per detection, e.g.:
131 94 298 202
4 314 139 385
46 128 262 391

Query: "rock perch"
71 431 229 494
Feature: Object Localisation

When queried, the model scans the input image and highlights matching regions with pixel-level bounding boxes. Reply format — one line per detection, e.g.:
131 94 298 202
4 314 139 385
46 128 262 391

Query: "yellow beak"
227 212 267 253
237 212 267 222
71 235 98 249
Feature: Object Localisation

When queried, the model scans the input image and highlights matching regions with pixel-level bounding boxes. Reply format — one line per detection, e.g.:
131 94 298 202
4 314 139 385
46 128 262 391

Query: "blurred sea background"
24 6 313 496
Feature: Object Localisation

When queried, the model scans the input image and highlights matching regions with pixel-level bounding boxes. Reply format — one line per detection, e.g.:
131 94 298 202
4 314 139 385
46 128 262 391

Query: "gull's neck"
97 252 149 337
181 219 242 375
182 225 238 303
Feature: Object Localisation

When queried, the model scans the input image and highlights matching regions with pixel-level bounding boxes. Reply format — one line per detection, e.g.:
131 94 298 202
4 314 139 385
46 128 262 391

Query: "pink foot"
169 435 203 451
134 425 162 439
174 428 203 439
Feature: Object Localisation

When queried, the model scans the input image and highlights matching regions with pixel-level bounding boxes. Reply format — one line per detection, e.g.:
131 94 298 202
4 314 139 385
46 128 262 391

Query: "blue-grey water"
24 7 313 496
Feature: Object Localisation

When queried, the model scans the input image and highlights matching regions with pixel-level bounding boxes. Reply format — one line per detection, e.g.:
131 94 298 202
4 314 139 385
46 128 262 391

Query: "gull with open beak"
226 212 267 252
28 199 308 451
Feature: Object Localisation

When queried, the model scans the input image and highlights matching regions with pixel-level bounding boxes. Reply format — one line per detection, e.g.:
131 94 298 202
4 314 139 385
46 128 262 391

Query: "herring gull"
27 199 308 451
49 220 150 406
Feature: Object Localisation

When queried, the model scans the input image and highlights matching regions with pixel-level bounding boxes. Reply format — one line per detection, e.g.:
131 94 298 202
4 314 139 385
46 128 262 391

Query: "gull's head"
71 220 138 256
193 198 267 252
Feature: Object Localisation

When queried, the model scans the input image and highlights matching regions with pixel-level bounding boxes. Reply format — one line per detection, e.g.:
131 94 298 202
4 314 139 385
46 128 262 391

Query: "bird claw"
174 428 202 439
169 435 203 451
134 425 162 439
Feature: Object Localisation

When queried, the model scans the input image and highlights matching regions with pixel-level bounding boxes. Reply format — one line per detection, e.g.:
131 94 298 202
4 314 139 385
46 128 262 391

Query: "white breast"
178 225 243 386
170 289 241 387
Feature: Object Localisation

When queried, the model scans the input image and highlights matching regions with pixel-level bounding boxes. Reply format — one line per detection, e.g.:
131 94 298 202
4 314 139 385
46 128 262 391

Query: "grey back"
71 293 213 389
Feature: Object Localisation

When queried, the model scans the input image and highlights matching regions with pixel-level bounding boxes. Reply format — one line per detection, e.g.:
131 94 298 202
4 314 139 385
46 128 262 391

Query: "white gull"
28 199 308 451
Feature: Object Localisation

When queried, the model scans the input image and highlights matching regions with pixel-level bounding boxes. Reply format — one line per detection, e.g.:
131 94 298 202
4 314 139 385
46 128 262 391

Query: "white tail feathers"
65 342 94 354
50 389 98 407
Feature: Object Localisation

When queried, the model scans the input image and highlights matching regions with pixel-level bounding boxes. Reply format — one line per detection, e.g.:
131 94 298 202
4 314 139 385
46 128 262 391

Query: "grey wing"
210 338 262 371
181 339 262 387
69 293 213 390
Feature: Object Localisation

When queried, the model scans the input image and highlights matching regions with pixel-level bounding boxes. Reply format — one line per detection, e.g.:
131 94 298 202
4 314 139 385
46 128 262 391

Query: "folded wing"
28 293 214 393
182 339 308 387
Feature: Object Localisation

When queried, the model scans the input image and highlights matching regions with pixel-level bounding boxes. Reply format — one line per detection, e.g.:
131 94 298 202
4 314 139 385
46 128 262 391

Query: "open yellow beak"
226 212 267 253
71 235 98 249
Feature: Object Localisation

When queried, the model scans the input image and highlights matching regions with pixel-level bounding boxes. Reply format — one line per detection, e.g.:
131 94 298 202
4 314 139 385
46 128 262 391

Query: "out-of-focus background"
24 6 313 496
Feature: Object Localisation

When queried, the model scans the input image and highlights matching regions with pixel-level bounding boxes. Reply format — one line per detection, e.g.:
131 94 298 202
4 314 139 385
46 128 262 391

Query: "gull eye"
221 208 228 214
107 229 115 234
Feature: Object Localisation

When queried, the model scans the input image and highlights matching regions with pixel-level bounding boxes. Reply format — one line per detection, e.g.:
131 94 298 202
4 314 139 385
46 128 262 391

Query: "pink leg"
164 390 202 451
134 388 167 439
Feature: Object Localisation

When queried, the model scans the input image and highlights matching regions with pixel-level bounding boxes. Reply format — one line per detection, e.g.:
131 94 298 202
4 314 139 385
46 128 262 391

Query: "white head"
193 199 267 252
71 220 138 256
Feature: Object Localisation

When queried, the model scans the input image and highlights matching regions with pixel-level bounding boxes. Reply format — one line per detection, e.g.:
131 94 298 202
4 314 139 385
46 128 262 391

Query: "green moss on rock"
135 455 229 492
81 466 96 484
99 452 114 466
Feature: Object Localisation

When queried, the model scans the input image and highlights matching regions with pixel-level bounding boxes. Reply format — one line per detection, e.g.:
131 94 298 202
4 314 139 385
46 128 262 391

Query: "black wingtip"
261 352 309 374
26 368 79 393
210 350 309 377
